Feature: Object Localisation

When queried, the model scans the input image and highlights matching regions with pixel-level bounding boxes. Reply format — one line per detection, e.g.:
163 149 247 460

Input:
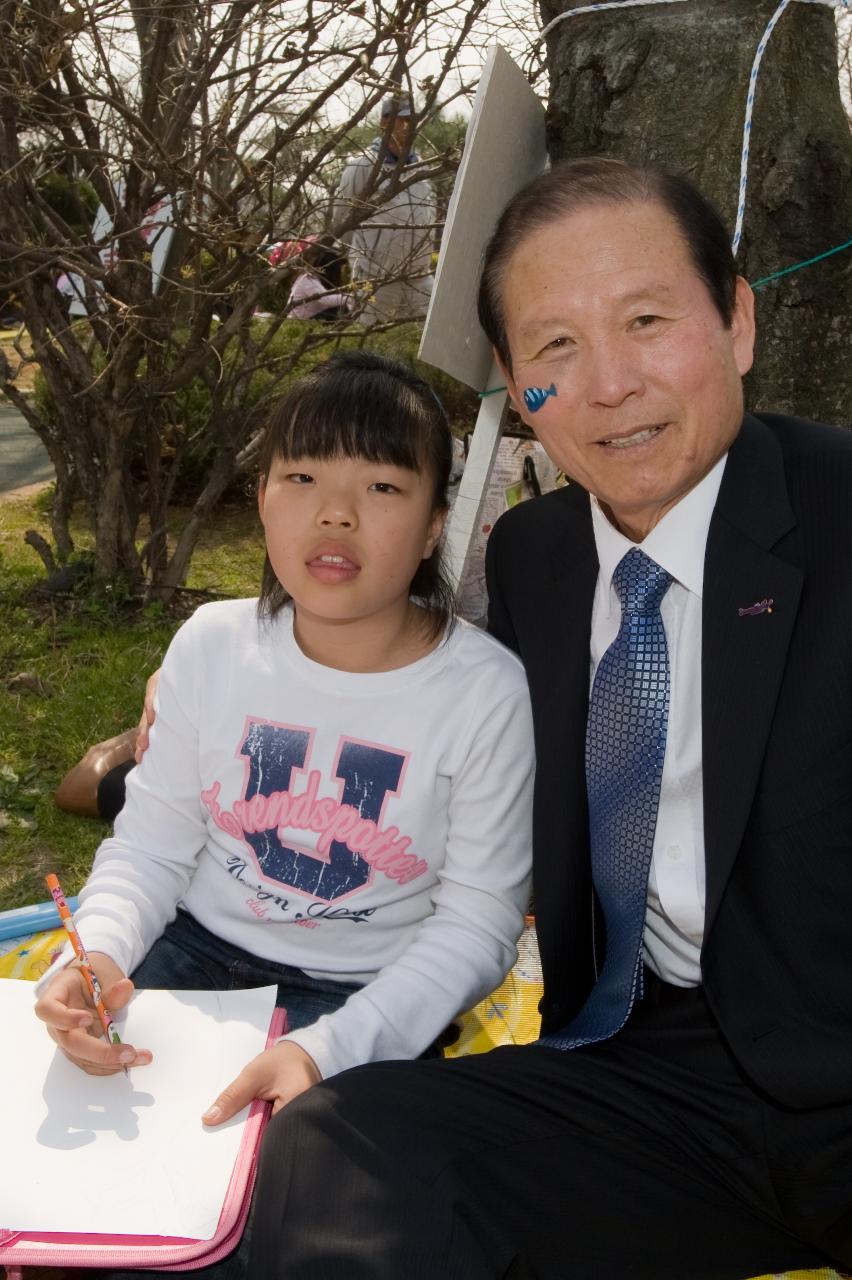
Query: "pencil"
44 872 128 1073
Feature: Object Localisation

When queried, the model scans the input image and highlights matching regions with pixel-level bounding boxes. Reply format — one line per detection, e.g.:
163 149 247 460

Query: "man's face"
382 112 414 156
499 200 756 541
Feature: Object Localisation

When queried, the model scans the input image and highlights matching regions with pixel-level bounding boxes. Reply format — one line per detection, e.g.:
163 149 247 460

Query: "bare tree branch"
0 0 530 598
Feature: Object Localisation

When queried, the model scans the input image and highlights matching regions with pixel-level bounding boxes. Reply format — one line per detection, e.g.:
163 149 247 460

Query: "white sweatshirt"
68 601 534 1079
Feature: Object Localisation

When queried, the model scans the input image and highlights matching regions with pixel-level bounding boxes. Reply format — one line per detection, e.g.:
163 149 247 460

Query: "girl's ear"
257 478 267 525
423 506 446 558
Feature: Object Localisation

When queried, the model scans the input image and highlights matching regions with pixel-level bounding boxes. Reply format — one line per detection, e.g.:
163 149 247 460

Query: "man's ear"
494 351 523 414
731 277 756 377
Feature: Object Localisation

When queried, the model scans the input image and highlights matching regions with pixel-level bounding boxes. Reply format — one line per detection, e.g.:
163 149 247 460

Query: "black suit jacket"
486 413 852 1109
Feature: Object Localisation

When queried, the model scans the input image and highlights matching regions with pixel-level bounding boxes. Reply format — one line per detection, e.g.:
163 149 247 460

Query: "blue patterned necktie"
541 547 673 1050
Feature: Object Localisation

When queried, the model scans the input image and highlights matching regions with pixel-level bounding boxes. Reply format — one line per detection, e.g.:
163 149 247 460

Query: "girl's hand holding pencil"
35 950 152 1074
34 879 154 1076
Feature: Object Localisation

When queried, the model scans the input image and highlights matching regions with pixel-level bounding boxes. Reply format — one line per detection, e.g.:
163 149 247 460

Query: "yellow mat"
0 926 67 980
447 917 543 1057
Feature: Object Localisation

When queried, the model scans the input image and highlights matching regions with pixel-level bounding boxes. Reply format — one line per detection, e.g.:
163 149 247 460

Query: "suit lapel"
530 489 600 1009
546 492 598 727
520 490 598 853
702 416 803 934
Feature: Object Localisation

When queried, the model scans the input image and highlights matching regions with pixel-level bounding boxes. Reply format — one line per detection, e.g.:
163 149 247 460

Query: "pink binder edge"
1 1004 287 1274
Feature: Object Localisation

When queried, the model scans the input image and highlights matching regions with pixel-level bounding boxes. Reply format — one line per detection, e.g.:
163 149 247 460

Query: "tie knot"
611 548 673 614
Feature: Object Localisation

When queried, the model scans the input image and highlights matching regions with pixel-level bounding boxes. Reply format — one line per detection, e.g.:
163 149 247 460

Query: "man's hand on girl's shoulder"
135 667 161 761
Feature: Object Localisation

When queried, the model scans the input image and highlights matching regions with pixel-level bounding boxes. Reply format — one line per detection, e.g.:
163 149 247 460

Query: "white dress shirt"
589 455 727 986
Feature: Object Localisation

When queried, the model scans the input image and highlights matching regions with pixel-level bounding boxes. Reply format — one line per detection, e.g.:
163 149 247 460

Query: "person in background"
285 235 352 322
54 728 138 822
334 95 436 324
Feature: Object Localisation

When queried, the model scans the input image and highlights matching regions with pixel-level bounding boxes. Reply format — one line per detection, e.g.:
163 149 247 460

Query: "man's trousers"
249 972 852 1279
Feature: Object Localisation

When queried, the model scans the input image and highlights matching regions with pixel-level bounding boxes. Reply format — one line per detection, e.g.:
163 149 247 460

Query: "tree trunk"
542 0 851 426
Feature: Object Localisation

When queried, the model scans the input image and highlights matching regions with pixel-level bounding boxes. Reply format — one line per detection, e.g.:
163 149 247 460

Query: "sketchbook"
0 979 285 1272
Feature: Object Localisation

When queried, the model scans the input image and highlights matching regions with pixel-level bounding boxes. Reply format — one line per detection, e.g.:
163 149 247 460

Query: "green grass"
0 487 264 912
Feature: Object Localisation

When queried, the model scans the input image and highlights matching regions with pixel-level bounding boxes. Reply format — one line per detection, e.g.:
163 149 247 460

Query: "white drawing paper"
0 979 277 1239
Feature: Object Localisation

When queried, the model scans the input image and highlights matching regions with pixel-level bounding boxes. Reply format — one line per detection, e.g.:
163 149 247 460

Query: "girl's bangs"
271 380 430 474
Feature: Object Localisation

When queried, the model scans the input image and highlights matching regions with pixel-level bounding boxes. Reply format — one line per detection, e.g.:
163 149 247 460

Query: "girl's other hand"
34 952 151 1074
201 1042 322 1126
135 667 161 761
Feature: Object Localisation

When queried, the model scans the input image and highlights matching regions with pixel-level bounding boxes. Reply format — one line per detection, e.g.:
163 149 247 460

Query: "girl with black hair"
36 350 533 1131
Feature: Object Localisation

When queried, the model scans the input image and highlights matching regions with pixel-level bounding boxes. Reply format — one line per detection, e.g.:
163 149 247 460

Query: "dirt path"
0 332 53 494
0 402 53 495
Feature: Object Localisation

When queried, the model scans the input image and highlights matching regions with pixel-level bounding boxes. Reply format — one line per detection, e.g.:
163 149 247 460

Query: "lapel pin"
738 598 774 617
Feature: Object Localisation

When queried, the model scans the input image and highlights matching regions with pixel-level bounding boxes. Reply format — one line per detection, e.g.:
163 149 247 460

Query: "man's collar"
370 138 420 165
590 452 728 605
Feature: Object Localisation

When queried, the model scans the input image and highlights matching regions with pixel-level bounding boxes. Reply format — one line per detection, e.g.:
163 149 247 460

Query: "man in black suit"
248 158 852 1279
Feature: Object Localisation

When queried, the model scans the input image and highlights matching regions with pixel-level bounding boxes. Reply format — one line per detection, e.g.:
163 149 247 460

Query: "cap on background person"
380 95 413 118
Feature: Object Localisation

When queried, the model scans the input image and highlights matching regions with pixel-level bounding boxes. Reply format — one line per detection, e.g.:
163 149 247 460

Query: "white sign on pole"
418 45 547 595
419 44 547 392
57 187 178 317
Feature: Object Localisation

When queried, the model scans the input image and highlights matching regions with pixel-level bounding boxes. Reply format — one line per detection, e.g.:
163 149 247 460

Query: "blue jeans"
129 908 363 1031
100 909 364 1280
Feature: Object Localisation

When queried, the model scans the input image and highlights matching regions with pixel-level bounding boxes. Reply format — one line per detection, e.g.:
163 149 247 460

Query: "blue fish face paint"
523 383 557 413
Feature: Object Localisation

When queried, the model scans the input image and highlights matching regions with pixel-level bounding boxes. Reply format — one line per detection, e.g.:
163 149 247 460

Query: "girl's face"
258 452 445 636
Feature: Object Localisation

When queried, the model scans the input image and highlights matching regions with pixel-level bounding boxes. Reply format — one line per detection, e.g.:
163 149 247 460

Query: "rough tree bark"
542 0 851 426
